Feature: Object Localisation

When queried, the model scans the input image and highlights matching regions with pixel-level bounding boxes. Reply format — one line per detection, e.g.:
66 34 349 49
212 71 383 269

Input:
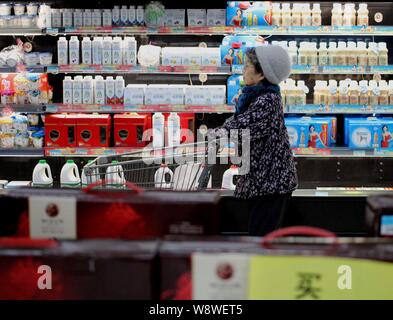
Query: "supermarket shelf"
46 25 393 36
44 147 140 157
0 65 46 73
45 104 235 113
0 148 43 157
0 104 45 113
0 28 44 36
292 147 393 158
46 64 231 75
286 104 393 114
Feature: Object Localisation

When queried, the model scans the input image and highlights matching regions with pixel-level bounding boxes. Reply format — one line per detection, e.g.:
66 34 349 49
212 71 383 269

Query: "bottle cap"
39 160 47 164
66 160 74 164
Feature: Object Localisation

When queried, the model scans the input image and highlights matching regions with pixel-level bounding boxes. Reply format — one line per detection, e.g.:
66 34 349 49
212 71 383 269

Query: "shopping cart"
83 139 227 191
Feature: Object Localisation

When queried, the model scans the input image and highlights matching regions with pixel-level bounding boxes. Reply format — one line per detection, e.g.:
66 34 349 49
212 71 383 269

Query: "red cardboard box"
76 114 111 147
45 114 78 147
114 113 152 148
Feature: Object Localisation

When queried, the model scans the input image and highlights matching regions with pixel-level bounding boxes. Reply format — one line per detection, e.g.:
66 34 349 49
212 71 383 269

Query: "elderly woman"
214 45 298 236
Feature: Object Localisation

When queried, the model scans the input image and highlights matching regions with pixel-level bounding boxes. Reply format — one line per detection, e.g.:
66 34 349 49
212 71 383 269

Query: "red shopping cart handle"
262 226 337 248
82 180 143 194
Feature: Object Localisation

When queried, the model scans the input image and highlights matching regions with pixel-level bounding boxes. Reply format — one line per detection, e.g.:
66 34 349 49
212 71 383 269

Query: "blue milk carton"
379 118 393 150
227 74 244 105
284 117 310 148
220 35 265 66
226 1 272 27
348 117 381 149
344 115 369 146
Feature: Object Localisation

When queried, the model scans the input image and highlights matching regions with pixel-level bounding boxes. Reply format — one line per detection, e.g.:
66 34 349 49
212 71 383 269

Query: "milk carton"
120 5 128 26
82 37 92 65
165 9 185 26
102 37 112 65
207 9 226 26
128 6 136 25
136 5 144 25
187 9 207 26
112 37 122 65
92 9 102 27
102 9 112 26
94 76 106 104
202 48 221 66
114 76 125 104
83 9 92 27
63 76 73 104
83 76 94 104
145 85 169 105
181 47 192 65
123 37 137 65
167 85 186 104
105 76 115 104
162 47 182 66
185 86 207 105
69 36 80 65
72 76 83 105
92 37 103 65
51 9 62 28
124 84 146 105
112 6 120 26
73 9 83 27
189 48 202 66
57 37 68 65
205 85 226 105
62 9 73 28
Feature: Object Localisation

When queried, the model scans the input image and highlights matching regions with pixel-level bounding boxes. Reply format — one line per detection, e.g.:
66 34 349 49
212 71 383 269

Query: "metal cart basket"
83 139 226 191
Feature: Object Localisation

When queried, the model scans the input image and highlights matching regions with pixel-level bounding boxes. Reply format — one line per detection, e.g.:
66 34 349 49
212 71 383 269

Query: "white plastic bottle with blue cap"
105 160 126 188
222 165 239 190
60 160 81 188
32 160 53 187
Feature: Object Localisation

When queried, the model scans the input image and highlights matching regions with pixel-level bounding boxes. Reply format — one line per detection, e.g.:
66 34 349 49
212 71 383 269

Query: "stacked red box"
114 113 152 148
45 114 78 147
76 114 111 147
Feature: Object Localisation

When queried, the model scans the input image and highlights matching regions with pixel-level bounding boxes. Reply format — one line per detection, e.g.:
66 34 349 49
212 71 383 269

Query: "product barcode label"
381 215 393 236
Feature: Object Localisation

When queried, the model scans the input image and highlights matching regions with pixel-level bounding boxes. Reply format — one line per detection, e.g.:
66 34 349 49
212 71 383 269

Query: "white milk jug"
222 165 239 190
60 160 81 187
32 160 53 187
105 160 126 187
154 164 173 189
81 160 99 186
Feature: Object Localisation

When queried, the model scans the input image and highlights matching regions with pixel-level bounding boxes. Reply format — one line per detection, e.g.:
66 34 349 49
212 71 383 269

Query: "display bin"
0 238 159 299
366 194 393 237
159 234 393 300
0 188 221 239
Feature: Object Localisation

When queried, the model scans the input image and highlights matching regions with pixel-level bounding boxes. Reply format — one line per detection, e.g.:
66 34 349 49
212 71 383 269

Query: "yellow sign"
248 255 393 300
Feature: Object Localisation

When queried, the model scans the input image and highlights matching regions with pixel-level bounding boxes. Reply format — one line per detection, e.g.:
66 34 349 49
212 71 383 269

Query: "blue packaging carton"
344 115 370 146
220 35 264 66
379 118 393 150
284 117 309 148
312 116 337 146
305 117 330 148
227 74 244 105
226 1 272 27
348 118 381 149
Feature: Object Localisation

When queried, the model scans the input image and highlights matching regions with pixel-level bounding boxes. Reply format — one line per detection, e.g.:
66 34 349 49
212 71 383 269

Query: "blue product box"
227 74 244 105
284 117 310 148
379 118 393 150
226 1 272 27
344 115 369 146
312 116 337 146
220 35 265 66
348 118 381 149
305 118 330 148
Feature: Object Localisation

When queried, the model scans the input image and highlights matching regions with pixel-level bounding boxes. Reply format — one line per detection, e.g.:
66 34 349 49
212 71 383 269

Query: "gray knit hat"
255 45 291 84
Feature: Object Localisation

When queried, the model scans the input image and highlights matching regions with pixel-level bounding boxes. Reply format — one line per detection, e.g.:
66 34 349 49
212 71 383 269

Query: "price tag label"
29 196 77 239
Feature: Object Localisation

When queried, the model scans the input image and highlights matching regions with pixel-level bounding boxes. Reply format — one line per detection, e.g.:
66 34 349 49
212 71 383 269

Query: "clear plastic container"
389 80 393 105
0 4 12 17
369 80 380 106
308 43 318 66
357 3 369 26
379 80 389 105
339 83 349 104
357 42 368 66
26 3 39 16
359 80 369 105
281 3 292 27
298 42 308 66
13 3 25 16
368 42 379 66
343 3 355 26
288 41 298 65
21 15 33 27
301 3 312 27
347 42 358 66
331 3 343 26
378 42 388 66
25 52 40 66
318 42 328 66
312 3 322 26
272 3 281 26
349 81 359 105
328 80 338 105
291 3 302 26
328 42 337 65
336 42 347 66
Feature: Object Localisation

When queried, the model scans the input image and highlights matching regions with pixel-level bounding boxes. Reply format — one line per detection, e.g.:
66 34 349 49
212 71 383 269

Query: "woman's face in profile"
243 58 264 86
